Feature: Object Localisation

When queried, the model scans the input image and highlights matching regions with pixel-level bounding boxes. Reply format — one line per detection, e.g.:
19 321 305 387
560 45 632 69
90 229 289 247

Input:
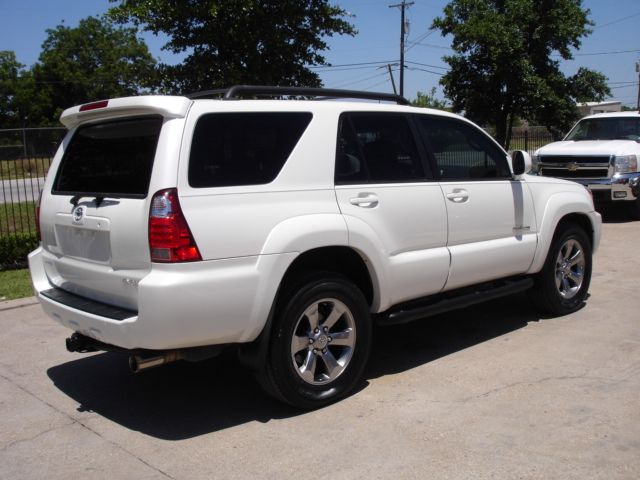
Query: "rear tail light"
149 189 201 263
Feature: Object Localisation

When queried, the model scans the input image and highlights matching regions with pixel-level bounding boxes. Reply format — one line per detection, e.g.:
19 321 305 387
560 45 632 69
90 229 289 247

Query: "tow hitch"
65 332 100 353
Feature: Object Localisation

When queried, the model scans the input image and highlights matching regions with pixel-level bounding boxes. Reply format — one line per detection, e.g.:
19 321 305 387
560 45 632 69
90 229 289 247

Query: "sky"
1 0 639 107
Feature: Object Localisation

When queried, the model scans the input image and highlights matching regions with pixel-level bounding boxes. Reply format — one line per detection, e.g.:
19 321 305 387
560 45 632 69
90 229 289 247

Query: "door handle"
349 193 379 208
445 189 469 203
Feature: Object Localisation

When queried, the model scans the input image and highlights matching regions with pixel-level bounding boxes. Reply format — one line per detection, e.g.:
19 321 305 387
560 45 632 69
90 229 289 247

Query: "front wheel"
258 275 372 409
529 223 592 316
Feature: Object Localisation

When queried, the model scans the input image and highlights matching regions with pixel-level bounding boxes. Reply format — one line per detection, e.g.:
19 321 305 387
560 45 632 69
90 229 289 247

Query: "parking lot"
1 211 639 480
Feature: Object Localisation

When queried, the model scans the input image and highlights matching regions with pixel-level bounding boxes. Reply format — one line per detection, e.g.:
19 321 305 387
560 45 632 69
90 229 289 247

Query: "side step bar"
377 277 534 326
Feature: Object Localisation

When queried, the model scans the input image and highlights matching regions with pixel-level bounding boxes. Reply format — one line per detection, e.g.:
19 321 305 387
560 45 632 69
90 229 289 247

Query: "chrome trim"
572 172 640 201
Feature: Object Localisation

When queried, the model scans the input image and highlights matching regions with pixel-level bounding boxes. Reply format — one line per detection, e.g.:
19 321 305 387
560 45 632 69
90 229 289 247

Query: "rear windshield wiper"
70 195 106 207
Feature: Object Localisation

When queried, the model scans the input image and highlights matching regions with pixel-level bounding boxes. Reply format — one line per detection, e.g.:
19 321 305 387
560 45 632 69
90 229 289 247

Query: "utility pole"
387 64 398 94
389 1 413 97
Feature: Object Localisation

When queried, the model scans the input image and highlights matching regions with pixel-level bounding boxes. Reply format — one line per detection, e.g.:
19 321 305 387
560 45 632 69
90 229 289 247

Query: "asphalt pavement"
1 212 639 479
0 176 45 204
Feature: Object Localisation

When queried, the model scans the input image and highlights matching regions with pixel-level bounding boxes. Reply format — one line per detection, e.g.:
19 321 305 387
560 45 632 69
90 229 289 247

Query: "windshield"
565 117 640 141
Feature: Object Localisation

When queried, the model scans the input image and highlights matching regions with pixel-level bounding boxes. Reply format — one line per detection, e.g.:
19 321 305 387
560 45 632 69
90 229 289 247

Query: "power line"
409 42 452 51
326 71 382 89
362 77 392 92
405 29 436 53
407 66 445 76
313 65 391 73
332 70 390 89
609 84 638 90
568 49 640 57
404 60 448 70
594 11 640 29
309 60 397 70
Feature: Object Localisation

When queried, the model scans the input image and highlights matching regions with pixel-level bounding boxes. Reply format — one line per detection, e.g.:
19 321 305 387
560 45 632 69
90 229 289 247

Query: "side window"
417 116 511 180
335 113 425 184
188 112 312 188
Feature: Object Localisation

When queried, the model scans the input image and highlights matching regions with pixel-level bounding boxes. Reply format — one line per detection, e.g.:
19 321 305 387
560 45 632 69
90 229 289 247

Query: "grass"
0 268 33 301
0 157 51 180
0 201 37 235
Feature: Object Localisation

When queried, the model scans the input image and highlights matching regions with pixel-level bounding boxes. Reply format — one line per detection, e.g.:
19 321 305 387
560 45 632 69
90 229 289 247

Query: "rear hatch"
39 98 189 310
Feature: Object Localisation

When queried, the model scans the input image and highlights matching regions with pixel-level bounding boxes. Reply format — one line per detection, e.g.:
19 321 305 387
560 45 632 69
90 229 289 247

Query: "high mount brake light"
79 100 109 112
149 189 201 263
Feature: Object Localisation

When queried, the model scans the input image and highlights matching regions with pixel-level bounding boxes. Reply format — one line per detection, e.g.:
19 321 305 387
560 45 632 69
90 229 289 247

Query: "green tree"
432 0 611 147
0 51 23 127
0 52 48 128
412 87 448 110
108 0 356 93
34 16 157 122
0 51 26 127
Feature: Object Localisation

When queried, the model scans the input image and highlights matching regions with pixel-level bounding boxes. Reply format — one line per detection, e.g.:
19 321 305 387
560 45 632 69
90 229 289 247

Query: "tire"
257 274 372 409
529 223 592 316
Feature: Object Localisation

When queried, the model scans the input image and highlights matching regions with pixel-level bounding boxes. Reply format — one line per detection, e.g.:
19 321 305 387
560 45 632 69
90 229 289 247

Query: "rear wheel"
257 274 371 409
529 223 592 315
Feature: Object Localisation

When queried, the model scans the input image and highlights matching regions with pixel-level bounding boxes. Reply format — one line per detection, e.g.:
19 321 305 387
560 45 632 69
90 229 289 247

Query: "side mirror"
511 150 532 177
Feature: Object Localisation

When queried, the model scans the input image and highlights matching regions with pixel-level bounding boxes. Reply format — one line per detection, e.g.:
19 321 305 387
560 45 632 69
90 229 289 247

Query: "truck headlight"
614 155 638 173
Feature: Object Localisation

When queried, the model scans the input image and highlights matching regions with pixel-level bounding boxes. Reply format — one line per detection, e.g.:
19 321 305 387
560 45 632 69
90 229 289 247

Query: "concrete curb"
0 296 38 312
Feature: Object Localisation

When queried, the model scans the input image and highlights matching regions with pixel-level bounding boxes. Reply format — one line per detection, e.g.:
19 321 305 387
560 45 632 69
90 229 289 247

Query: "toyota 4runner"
29 86 601 408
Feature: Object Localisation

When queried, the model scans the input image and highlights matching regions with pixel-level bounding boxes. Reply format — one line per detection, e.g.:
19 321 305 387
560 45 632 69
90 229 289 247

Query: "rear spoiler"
60 96 192 128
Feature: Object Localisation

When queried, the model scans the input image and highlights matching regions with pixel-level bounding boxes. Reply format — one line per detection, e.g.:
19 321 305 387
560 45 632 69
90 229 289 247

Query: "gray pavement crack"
466 372 627 402
1 421 75 452
0 372 176 479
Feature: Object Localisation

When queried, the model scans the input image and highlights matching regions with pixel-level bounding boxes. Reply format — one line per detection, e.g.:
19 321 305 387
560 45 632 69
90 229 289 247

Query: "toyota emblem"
72 206 85 223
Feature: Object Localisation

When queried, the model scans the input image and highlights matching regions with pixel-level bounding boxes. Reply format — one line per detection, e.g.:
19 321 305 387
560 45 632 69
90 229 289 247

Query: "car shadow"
47 349 301 440
47 293 540 440
596 203 636 224
367 292 538 379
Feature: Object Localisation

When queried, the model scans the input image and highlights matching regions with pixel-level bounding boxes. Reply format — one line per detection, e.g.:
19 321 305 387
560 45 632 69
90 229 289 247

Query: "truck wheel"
529 223 592 316
258 275 371 409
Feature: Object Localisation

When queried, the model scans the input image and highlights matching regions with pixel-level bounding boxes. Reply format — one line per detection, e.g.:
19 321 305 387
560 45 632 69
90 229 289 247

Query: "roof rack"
187 85 410 105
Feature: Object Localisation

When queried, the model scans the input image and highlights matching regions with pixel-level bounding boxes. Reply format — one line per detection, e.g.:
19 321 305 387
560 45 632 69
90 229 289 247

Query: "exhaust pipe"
129 351 180 373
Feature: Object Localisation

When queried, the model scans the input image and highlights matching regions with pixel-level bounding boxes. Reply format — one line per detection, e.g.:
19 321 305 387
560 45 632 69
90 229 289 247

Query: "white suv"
29 86 601 408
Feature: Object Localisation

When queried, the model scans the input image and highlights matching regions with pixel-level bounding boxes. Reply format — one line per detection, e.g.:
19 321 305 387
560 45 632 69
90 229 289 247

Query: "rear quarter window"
53 115 162 197
188 112 312 188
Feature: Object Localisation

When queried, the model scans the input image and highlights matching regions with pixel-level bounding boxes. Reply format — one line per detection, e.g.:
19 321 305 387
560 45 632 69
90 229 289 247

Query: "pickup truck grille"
539 167 610 178
539 155 611 164
538 155 611 179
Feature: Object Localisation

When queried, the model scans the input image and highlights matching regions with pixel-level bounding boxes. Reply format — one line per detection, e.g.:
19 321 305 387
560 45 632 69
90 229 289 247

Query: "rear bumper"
573 172 640 201
28 247 294 350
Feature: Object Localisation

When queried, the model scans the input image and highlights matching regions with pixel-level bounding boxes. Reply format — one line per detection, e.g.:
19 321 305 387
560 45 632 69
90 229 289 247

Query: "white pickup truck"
29 86 601 408
533 111 640 219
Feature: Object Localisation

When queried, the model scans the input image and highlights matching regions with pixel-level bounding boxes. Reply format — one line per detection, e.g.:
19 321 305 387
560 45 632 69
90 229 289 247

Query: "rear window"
188 112 312 188
53 115 163 197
